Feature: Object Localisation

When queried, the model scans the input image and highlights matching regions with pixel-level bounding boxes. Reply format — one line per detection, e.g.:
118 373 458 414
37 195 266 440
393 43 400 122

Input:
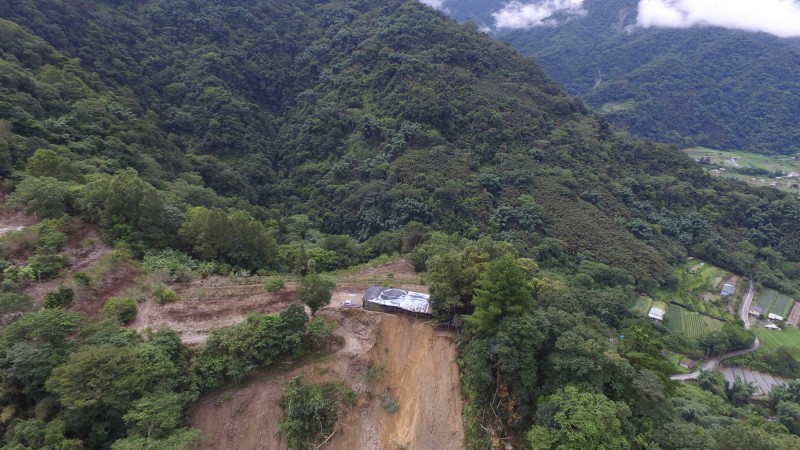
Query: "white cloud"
419 0 448 11
493 0 586 29
637 0 800 38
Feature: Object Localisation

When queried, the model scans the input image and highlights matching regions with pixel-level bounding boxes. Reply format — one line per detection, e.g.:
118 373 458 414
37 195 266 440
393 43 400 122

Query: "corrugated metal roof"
363 286 432 314
648 307 665 321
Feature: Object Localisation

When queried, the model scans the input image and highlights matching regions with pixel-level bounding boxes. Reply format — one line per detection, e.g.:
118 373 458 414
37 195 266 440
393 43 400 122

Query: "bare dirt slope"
23 226 115 304
0 210 37 236
190 309 465 450
131 278 300 344
134 258 427 345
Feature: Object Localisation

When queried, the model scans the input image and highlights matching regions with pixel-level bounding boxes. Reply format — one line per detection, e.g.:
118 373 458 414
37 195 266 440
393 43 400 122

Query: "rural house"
363 286 432 318
720 283 735 296
748 305 764 318
648 307 665 322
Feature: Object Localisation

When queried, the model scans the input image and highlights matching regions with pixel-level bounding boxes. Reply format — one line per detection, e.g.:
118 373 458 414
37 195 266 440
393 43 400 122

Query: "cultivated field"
754 287 797 318
652 260 736 321
660 303 724 338
755 326 800 350
666 305 684 333
684 147 800 192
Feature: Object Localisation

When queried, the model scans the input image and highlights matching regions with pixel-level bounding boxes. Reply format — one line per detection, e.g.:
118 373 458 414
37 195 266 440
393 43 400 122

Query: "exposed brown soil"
135 258 429 345
130 277 301 344
70 262 139 319
22 226 116 304
190 309 465 450
788 302 800 326
0 209 39 234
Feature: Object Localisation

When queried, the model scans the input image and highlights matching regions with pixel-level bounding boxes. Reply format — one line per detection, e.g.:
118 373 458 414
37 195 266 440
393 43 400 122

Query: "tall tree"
465 255 533 334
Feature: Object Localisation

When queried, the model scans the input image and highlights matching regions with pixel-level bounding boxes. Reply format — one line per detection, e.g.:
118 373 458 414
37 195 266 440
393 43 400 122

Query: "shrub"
307 317 338 349
153 284 178 303
297 274 336 314
264 277 285 292
366 363 385 385
73 272 91 287
278 377 357 449
103 297 138 324
0 292 33 314
381 390 400 415
44 286 74 309
142 249 197 282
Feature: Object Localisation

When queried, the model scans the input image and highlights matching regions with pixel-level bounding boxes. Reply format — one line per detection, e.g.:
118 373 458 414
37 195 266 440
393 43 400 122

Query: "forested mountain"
1 0 800 448
442 0 800 154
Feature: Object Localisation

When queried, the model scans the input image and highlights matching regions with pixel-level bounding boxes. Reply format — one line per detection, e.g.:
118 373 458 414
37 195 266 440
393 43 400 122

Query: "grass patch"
755 326 800 350
365 363 385 385
703 316 724 333
627 297 652 316
599 100 635 113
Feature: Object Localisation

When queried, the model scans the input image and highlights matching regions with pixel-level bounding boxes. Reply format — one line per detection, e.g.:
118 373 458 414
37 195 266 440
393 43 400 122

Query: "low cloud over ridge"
493 0 586 29
637 0 800 38
419 0 448 11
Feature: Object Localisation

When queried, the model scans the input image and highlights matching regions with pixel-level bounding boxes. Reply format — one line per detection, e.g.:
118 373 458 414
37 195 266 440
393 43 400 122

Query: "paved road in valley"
670 280 760 381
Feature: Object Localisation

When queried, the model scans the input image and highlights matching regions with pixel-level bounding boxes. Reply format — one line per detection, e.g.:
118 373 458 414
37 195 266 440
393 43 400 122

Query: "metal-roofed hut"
363 286 432 318
721 283 736 296
749 305 764 318
648 307 665 322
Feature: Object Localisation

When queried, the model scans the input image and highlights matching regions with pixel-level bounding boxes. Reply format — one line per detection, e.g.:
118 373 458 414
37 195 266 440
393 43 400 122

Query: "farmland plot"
683 312 708 338
755 288 777 311
666 305 685 333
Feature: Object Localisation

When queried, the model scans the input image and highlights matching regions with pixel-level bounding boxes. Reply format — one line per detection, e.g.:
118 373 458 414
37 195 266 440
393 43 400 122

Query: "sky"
439 0 800 37
637 0 800 38
419 0 448 11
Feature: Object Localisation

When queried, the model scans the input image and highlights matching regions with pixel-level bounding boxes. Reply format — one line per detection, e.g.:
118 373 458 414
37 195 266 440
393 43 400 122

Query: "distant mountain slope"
439 0 800 154
2 0 799 290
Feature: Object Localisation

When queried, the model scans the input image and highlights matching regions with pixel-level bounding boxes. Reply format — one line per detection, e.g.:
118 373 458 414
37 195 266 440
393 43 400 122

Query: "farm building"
769 313 784 321
679 359 696 370
720 283 736 296
765 324 781 330
749 305 764 317
648 307 665 322
363 286 432 317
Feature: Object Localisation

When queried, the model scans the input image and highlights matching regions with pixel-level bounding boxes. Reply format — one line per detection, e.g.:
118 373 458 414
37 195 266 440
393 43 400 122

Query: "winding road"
670 280 760 381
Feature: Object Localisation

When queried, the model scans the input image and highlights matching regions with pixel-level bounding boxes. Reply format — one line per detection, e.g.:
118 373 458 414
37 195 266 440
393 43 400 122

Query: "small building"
679 359 696 370
749 305 764 318
768 313 784 321
362 286 432 317
765 323 781 330
648 307 665 322
720 283 736 296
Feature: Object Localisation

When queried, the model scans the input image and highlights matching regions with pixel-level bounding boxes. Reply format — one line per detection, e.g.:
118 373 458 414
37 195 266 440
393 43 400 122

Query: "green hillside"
444 0 800 155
